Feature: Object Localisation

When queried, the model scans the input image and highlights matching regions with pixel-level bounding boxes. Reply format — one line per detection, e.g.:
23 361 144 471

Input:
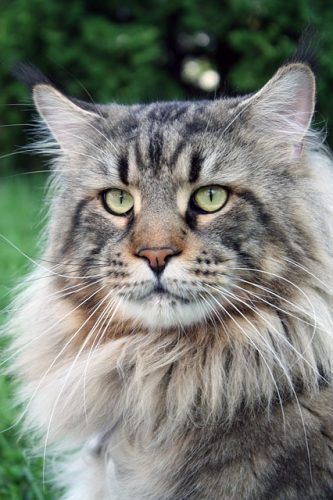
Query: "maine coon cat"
5 59 333 499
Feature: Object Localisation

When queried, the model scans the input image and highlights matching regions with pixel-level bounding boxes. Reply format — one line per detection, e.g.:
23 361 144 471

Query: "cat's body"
61 388 333 499
5 61 333 498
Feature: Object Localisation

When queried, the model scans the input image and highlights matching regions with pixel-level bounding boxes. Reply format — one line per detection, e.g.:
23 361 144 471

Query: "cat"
4 58 333 499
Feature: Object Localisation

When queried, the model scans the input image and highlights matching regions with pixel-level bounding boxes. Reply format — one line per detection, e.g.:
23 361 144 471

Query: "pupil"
119 191 124 204
209 188 214 202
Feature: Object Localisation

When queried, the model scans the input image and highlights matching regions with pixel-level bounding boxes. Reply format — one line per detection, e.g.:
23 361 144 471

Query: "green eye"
193 185 228 213
103 188 134 215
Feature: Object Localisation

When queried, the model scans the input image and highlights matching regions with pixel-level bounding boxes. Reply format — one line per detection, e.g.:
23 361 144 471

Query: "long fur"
4 63 333 498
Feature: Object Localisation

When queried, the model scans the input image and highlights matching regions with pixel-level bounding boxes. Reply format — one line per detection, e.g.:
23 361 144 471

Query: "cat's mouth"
120 283 192 304
145 284 191 304
117 281 215 328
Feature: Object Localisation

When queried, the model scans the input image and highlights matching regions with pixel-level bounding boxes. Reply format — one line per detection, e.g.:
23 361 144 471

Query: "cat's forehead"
108 98 243 138
99 98 246 186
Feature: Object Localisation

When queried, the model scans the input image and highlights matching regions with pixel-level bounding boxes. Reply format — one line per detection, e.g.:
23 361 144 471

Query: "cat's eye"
192 185 228 213
102 188 134 215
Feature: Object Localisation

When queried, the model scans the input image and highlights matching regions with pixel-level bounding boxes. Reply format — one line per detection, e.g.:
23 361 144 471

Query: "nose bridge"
131 207 183 275
131 179 187 255
133 203 182 249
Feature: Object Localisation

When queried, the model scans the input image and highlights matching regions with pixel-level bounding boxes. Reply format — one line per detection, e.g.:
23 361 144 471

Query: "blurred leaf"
1 0 333 174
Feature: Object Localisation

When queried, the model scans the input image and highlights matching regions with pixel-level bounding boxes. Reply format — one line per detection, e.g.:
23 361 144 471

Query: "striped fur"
4 63 333 498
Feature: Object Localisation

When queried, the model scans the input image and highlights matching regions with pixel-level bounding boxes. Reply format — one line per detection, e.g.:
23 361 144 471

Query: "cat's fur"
5 61 333 498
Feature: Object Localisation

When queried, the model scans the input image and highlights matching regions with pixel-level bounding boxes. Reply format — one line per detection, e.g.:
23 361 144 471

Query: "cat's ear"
240 63 315 157
32 84 100 154
12 62 102 155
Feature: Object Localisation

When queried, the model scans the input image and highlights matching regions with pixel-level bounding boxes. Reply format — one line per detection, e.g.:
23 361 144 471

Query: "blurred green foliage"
0 175 55 498
1 0 333 171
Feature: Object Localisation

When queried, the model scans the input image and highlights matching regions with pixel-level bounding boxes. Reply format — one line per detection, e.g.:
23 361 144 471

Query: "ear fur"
241 63 316 157
32 84 100 154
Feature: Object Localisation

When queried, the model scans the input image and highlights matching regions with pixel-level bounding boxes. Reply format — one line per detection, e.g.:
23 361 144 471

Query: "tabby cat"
5 60 333 499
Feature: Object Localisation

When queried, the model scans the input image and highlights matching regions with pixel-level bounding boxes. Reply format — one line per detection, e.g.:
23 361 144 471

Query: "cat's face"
34 63 317 330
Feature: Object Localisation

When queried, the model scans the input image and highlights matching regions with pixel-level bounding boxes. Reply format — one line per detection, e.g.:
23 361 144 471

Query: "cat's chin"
117 294 212 329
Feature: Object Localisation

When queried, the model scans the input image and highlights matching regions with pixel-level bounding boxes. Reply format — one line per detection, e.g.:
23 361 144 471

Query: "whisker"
280 255 332 292
41 287 119 482
213 284 323 380
228 267 318 333
0 279 104 371
0 123 36 128
82 292 125 420
203 283 313 479
229 277 317 325
0 234 104 280
198 283 287 427
12 283 107 432
0 280 106 435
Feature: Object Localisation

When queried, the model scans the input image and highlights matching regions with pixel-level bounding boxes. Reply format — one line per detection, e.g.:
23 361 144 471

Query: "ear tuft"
284 25 319 74
12 62 60 93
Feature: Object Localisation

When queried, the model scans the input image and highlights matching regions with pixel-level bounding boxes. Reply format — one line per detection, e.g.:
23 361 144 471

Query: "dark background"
1 0 333 174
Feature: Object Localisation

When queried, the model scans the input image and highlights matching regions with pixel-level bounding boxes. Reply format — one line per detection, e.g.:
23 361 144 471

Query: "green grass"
0 174 55 499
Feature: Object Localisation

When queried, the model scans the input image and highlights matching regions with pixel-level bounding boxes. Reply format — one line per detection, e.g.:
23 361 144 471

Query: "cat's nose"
136 247 179 275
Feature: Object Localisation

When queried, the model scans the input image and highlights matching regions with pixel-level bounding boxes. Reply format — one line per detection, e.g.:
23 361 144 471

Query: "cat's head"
26 63 324 331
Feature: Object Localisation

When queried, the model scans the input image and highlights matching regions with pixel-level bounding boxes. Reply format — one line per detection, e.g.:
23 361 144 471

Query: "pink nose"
136 247 178 271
